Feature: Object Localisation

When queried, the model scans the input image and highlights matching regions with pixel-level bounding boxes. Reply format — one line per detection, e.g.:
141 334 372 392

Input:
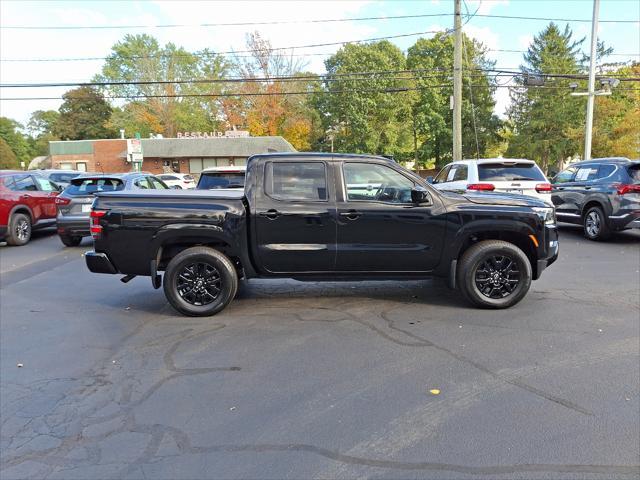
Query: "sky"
1 0 638 127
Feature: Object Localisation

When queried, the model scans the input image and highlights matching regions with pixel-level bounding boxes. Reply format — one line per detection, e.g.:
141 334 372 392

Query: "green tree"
0 138 19 169
96 34 230 137
27 110 60 156
54 87 115 140
314 41 414 160
0 117 31 165
407 32 501 168
507 23 585 172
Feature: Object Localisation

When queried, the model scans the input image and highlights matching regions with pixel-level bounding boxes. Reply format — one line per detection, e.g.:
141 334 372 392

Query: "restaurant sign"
177 130 250 139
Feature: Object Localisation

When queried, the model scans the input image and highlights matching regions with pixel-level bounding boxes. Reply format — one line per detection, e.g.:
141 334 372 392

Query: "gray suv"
551 158 640 240
55 173 169 246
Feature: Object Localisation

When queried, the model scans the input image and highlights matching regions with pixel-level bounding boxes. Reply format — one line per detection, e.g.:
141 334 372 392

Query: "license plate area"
81 204 92 212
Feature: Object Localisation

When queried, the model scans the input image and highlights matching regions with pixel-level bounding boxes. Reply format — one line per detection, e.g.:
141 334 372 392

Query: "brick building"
46 136 296 175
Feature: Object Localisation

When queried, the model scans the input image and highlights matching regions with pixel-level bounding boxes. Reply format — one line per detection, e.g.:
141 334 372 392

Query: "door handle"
22 193 32 198
584 186 592 190
339 209 361 220
556 187 565 191
259 209 281 220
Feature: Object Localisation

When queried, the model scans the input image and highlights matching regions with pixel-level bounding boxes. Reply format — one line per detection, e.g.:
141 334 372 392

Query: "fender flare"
149 223 239 262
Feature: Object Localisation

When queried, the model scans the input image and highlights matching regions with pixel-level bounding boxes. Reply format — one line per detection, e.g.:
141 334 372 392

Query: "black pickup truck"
85 153 558 315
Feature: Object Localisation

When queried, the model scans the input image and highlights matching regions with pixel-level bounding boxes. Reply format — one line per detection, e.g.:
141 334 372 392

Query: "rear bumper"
608 211 640 230
57 215 90 236
85 251 118 274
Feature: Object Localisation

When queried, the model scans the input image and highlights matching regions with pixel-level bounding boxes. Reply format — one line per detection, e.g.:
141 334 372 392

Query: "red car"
0 171 61 246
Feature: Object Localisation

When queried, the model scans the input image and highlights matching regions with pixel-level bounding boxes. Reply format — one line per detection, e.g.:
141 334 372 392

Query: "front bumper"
57 215 90 236
0 225 7 239
85 251 118 274
533 226 559 280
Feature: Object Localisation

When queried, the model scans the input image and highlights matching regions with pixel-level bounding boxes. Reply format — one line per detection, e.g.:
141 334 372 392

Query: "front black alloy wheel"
458 240 532 309
163 247 238 316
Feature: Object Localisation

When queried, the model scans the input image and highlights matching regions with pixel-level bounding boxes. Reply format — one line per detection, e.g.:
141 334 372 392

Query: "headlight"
533 207 556 225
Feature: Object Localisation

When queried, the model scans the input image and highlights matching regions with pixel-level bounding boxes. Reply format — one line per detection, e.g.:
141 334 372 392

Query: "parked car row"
431 157 640 241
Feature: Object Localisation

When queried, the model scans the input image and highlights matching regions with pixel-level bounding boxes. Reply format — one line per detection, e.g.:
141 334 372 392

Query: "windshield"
197 172 245 189
67 177 125 195
478 163 546 181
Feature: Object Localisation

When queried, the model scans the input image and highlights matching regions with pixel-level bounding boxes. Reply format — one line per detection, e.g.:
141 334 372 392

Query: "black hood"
438 189 548 208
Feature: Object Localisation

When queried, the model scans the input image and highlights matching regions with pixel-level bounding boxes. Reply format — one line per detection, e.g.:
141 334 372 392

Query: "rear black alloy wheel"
176 262 221 306
163 247 238 316
474 255 520 299
458 240 532 309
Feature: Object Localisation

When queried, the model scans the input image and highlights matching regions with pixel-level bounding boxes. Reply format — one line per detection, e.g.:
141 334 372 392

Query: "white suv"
431 158 552 203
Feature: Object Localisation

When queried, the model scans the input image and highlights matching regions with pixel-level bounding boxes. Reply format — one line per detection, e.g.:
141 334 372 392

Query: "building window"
189 158 203 173
59 162 73 170
76 162 87 172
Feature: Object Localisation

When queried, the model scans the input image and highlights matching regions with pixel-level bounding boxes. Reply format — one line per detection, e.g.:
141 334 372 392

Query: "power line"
2 67 637 89
1 12 637 30
2 84 639 101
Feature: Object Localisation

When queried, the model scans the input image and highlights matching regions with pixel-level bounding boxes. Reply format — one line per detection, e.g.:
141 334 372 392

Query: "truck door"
335 161 446 272
253 160 337 273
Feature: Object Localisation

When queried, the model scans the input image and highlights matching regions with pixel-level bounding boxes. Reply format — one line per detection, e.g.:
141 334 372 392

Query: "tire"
163 246 238 316
59 234 82 247
457 240 532 309
583 206 611 241
6 213 31 246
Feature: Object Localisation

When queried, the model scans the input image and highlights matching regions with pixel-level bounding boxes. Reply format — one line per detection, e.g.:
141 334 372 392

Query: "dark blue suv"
551 157 640 240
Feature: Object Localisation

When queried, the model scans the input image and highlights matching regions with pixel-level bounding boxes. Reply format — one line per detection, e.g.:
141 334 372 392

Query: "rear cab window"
478 163 546 182
67 178 125 196
265 162 327 201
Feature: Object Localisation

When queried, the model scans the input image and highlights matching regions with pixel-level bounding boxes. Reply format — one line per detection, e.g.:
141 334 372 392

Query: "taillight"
467 183 495 191
535 183 552 193
90 209 107 239
55 196 71 206
616 183 640 195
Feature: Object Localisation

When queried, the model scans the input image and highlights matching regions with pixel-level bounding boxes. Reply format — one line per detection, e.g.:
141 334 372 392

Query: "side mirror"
411 186 431 204
426 176 434 184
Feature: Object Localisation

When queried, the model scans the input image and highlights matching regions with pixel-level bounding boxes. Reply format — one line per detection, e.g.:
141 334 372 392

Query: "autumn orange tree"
226 32 322 150
590 63 639 158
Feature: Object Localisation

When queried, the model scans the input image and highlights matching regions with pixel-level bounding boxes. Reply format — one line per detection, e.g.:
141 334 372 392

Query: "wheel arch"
9 204 34 222
449 224 539 284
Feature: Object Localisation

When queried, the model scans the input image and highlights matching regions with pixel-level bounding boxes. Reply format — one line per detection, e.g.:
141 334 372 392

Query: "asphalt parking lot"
1 226 639 479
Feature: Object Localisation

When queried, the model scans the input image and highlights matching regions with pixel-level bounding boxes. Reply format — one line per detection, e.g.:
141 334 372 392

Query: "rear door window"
478 163 546 182
575 166 599 182
67 178 125 195
628 165 640 182
265 162 327 201
451 164 468 181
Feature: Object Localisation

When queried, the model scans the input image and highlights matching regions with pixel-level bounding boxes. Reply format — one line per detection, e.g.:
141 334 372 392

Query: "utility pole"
452 0 463 161
584 0 600 161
